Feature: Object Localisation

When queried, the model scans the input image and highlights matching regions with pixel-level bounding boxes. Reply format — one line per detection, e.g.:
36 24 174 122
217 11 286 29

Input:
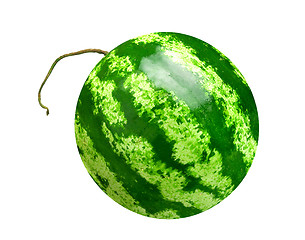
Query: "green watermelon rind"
74 32 259 219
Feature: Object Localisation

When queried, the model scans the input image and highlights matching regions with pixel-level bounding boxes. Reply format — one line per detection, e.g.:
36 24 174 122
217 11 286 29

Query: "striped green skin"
75 32 259 219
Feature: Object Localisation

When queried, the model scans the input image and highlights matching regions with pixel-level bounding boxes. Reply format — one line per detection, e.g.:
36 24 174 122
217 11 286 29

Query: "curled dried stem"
38 48 109 115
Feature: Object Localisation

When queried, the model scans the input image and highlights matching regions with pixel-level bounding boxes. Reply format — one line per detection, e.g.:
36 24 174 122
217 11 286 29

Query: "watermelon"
74 32 259 219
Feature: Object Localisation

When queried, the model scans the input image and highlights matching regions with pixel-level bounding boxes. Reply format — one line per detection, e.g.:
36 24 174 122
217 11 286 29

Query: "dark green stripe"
193 102 248 188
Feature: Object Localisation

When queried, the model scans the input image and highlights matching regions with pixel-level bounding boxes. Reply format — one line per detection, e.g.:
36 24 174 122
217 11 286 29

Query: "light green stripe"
89 50 134 78
75 115 147 216
88 76 127 126
134 33 171 45
106 50 134 77
150 209 180 219
133 32 198 57
188 149 233 196
85 50 136 127
101 122 165 185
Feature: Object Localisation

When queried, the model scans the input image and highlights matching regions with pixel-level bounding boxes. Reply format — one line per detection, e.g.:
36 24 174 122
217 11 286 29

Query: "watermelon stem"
38 48 109 116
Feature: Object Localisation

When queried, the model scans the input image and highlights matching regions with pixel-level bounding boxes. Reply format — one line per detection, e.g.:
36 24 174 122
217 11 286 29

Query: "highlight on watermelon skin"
73 32 259 219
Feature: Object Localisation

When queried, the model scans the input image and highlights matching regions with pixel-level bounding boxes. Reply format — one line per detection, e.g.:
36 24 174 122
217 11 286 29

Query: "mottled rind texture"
75 32 259 219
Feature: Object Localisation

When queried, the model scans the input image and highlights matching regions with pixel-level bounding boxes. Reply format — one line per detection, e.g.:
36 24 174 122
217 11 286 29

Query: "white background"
1 0 304 239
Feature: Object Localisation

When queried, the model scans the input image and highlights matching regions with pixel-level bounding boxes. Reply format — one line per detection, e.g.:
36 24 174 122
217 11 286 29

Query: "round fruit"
74 32 259 219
